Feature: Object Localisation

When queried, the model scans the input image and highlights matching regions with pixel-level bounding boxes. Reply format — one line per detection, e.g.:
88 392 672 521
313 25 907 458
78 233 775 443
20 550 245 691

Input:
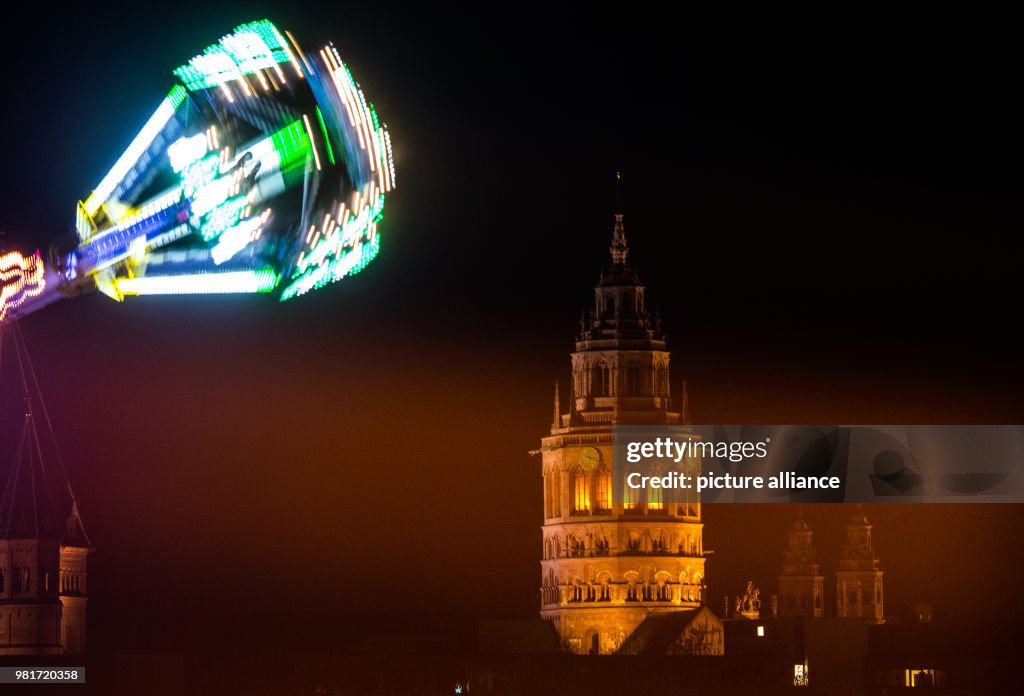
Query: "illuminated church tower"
538 208 714 655
835 510 884 622
0 338 90 655
777 510 824 618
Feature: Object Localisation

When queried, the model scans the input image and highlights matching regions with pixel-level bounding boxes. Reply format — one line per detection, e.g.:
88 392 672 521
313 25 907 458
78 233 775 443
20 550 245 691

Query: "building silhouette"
835 510 884 622
0 328 90 655
776 509 824 618
538 209 721 655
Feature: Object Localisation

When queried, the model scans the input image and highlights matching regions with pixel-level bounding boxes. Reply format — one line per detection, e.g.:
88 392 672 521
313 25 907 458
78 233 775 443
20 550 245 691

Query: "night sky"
1 3 1023 657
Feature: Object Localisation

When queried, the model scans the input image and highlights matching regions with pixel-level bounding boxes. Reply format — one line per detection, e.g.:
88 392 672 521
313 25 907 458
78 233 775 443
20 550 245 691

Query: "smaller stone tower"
777 509 824 618
835 509 884 622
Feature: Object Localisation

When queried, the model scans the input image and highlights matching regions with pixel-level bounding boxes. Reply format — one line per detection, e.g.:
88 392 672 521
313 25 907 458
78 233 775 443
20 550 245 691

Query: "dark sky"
1 3 1023 656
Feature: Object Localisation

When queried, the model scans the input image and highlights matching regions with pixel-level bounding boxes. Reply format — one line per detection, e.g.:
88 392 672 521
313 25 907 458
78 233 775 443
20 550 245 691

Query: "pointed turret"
610 212 628 266
551 381 560 431
64 499 91 549
610 170 627 266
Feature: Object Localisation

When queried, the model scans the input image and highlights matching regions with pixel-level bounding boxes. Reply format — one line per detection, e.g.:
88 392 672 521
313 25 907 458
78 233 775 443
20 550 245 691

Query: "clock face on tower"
580 447 601 472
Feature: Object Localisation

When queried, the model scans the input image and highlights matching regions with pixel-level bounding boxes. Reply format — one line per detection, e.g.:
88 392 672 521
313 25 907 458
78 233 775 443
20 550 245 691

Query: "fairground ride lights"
1 18 395 323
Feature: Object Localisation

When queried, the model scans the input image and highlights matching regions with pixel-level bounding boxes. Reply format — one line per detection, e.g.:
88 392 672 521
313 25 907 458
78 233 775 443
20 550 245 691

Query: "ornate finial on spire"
552 380 560 429
610 172 628 265
681 380 690 424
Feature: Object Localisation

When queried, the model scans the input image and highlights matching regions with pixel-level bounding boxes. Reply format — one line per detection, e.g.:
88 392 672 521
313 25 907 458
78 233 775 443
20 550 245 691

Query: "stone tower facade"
835 510 884 622
0 394 90 655
777 511 824 618
539 212 706 655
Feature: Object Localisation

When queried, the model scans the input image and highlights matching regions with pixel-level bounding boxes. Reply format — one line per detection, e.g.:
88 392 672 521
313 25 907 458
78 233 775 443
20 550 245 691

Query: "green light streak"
169 84 188 109
315 107 336 166
269 119 312 186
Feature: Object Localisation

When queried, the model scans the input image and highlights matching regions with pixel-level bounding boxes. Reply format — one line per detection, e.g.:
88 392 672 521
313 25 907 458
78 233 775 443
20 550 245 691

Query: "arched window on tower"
656 365 666 396
573 468 590 514
552 470 561 517
592 363 610 397
648 485 664 512
621 292 633 318
595 466 612 513
605 296 616 318
625 574 640 601
626 364 642 395
624 474 639 512
657 581 671 601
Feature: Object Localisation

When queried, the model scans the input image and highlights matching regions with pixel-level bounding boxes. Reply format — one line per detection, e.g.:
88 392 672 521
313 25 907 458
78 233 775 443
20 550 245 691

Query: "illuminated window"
757 625 765 637
905 669 939 687
596 467 612 512
624 475 639 511
648 485 664 511
793 661 809 687
573 470 590 513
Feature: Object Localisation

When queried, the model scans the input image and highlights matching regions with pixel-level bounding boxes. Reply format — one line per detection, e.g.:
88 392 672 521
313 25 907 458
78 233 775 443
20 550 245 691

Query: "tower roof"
848 507 870 526
600 173 640 286
576 207 661 347
609 212 629 267
599 210 641 288
610 171 627 265
1 402 63 540
791 504 810 531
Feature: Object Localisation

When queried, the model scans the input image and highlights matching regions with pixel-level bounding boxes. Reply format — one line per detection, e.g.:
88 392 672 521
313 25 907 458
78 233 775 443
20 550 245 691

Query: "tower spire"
552 380 560 430
610 172 628 266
